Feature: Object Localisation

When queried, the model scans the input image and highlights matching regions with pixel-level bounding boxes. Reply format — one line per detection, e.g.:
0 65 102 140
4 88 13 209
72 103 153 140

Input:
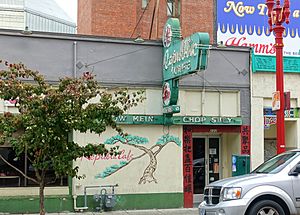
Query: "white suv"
199 149 300 215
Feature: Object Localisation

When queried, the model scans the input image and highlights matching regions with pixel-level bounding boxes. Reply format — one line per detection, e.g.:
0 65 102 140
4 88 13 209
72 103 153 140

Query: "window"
0 147 68 187
142 0 148 9
252 151 297 174
167 0 174 16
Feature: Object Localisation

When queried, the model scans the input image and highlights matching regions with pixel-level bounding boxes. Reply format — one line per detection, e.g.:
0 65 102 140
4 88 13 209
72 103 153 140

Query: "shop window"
0 147 67 187
264 139 277 161
142 0 148 9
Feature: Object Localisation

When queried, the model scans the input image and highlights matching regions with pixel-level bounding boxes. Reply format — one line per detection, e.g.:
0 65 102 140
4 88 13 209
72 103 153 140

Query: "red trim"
183 127 193 208
182 125 243 208
240 125 251 155
185 125 241 133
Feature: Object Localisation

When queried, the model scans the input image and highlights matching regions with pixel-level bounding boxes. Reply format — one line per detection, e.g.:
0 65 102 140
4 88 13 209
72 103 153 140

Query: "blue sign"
217 0 300 56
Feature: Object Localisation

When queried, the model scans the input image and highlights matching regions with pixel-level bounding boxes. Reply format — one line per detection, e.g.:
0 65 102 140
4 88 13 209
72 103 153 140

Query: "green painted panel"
0 196 73 213
252 54 300 73
0 193 183 213
75 193 183 211
115 193 183 210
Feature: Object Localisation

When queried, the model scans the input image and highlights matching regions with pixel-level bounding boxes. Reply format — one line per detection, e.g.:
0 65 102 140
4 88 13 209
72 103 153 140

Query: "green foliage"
105 134 149 145
95 161 128 179
156 134 181 146
0 61 145 183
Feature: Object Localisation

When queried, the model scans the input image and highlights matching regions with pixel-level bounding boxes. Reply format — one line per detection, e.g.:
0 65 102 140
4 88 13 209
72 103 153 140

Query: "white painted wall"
126 88 240 117
0 187 68 197
0 11 24 30
252 73 300 169
221 133 240 178
72 125 183 195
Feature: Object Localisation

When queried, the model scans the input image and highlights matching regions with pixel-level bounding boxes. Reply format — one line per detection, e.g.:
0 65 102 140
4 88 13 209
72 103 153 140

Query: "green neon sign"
161 18 210 118
163 32 210 80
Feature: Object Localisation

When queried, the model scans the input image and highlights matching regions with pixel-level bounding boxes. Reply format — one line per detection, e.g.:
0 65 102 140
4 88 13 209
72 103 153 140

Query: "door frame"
192 135 222 204
183 125 241 208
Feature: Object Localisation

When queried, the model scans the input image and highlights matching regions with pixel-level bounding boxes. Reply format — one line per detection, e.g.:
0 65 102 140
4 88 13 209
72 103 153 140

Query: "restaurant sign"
163 33 210 80
162 18 210 117
264 107 300 129
115 115 242 126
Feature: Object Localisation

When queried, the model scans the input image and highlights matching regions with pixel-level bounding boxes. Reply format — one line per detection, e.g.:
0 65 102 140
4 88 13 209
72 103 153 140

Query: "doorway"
193 137 220 203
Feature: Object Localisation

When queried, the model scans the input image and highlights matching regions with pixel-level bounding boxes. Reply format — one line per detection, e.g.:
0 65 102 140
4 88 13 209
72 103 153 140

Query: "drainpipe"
73 195 88 212
73 41 77 78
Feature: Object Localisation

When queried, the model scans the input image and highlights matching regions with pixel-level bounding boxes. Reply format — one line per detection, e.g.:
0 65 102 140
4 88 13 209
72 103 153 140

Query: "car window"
252 152 297 174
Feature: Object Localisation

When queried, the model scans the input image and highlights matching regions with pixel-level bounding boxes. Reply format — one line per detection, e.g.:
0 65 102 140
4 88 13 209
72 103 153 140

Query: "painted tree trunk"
139 151 158 184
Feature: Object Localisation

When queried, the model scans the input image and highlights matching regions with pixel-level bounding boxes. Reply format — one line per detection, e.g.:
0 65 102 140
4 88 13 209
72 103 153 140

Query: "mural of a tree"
95 134 181 184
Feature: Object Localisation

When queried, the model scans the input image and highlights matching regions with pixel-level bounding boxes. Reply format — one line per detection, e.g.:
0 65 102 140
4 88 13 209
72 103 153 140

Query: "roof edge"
0 28 163 46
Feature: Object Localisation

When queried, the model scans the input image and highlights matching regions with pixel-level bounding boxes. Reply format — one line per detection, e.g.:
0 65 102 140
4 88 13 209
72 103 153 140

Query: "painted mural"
93 134 181 184
217 0 300 56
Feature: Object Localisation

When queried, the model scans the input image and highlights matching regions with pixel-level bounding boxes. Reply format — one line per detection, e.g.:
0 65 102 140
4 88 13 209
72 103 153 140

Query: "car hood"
207 174 269 187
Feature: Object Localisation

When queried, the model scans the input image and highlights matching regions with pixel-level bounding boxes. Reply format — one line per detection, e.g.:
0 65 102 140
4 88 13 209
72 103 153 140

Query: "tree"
96 134 181 184
0 61 144 215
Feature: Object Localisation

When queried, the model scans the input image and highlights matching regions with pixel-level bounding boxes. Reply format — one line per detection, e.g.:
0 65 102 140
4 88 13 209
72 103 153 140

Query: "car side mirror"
295 164 300 173
289 164 300 176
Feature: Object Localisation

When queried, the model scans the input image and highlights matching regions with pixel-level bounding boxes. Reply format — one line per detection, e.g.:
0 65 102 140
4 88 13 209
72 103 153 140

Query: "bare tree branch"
0 154 38 184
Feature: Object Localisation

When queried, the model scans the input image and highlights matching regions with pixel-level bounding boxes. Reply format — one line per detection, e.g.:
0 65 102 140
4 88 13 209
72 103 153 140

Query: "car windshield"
252 151 298 174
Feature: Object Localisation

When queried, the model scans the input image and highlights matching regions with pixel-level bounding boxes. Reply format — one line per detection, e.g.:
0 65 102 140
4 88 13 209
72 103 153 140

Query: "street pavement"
3 208 199 215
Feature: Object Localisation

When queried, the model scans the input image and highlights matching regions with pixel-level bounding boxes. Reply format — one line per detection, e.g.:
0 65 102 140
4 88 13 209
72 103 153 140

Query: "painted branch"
100 139 151 178
153 140 177 157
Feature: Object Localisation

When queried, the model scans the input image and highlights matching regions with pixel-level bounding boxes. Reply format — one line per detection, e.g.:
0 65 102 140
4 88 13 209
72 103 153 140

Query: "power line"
195 72 222 93
130 0 153 38
86 47 152 67
217 51 242 73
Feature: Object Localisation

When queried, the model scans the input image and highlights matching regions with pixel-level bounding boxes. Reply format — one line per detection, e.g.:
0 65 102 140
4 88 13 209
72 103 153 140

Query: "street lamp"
265 0 290 154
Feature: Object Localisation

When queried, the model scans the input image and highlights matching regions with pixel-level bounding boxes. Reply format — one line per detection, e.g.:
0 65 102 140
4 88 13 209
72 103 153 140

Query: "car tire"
247 200 285 215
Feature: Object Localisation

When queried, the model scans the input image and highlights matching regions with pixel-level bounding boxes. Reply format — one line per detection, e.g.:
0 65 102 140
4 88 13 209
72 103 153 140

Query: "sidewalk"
90 208 198 214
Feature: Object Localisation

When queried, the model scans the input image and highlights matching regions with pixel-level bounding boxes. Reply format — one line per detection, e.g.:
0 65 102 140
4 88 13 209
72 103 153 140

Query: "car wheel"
248 200 285 215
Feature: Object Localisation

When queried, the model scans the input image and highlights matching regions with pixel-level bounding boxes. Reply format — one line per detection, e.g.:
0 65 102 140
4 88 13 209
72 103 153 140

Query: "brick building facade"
77 0 215 42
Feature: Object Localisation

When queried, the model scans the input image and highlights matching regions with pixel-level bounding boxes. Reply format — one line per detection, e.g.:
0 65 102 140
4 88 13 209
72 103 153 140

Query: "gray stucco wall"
0 30 250 124
181 48 251 125
0 31 163 86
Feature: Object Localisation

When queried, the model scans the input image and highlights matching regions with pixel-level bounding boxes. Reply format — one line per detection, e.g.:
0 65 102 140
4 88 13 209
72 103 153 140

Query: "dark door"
193 137 220 195
208 137 220 183
193 138 206 194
